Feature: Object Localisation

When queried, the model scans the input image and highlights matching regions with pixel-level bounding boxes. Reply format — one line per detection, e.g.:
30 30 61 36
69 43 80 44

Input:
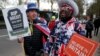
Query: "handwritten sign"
2 5 31 40
65 33 99 56
7 8 24 31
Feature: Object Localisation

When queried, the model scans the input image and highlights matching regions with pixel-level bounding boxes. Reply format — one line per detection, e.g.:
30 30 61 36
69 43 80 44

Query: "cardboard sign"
2 5 31 40
65 33 99 56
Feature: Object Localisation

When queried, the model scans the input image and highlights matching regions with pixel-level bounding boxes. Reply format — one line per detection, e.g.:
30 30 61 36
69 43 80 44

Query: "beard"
59 10 72 23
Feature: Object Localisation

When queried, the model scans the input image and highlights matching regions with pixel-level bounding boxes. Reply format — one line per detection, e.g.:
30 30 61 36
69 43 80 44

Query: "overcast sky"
0 0 96 15
83 0 96 15
85 0 94 3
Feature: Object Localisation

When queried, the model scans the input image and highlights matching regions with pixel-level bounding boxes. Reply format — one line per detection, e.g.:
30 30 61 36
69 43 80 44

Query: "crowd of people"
77 16 100 38
18 0 100 56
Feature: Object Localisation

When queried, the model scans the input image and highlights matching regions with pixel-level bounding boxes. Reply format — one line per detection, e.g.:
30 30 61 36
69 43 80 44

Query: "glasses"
60 6 73 11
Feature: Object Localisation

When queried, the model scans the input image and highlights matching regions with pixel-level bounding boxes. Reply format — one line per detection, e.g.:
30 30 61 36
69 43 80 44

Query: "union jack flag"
34 23 50 36
33 18 51 54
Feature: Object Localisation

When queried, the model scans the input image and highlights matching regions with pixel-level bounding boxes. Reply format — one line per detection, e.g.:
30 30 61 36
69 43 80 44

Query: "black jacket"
24 19 47 55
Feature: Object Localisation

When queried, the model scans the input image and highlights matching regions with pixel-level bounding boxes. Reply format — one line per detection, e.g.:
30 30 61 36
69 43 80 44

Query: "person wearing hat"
18 3 49 56
44 0 85 56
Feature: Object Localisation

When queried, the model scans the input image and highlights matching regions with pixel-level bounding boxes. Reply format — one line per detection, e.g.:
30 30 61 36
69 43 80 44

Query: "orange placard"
65 33 99 56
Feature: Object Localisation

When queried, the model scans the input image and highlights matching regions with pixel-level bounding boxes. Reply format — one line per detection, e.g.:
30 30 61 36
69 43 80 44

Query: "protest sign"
65 33 99 56
2 5 30 40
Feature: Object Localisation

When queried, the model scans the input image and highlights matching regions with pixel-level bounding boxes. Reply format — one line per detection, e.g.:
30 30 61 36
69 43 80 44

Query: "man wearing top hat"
18 3 49 56
44 0 85 56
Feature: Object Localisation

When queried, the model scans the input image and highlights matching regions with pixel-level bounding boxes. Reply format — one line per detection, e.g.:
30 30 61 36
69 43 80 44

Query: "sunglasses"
60 4 73 11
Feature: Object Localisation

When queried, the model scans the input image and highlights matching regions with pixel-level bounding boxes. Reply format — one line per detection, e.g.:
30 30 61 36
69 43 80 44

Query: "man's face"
27 10 38 20
59 4 73 18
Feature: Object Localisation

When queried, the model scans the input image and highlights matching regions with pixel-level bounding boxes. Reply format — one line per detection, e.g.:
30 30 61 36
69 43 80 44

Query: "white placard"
2 5 31 40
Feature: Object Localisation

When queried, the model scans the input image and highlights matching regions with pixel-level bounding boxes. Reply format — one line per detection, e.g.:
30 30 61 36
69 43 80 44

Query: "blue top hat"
26 3 39 12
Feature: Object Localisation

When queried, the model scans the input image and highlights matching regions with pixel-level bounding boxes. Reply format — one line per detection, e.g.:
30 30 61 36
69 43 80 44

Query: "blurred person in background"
48 16 56 31
94 16 100 36
85 16 93 38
